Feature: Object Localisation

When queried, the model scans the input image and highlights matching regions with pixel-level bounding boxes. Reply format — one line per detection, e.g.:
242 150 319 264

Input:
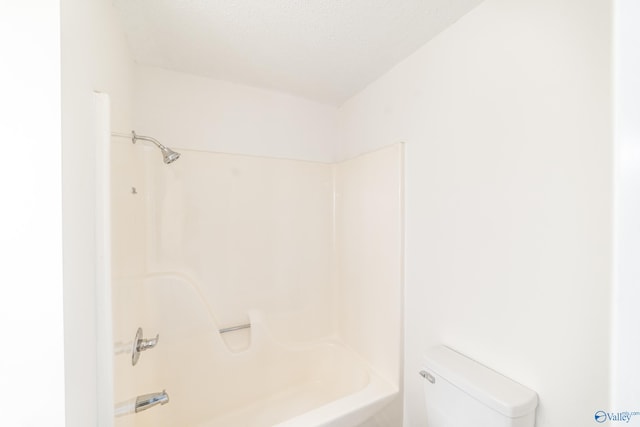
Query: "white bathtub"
119 274 397 427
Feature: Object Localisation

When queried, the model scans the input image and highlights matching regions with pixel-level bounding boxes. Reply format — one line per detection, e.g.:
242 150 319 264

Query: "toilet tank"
421 346 537 427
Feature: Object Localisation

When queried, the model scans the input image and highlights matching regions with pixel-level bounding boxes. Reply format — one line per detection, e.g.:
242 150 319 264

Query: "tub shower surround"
111 143 403 427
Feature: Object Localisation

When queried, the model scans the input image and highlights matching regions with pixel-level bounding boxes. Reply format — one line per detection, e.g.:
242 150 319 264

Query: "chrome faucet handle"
132 327 160 366
137 333 159 352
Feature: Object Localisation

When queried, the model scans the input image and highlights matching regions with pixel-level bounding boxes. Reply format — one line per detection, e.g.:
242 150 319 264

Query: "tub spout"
135 390 169 413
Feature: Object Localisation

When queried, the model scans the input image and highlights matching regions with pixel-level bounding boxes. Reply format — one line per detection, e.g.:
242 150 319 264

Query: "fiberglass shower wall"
111 144 403 427
113 148 337 427
143 149 336 342
111 140 154 427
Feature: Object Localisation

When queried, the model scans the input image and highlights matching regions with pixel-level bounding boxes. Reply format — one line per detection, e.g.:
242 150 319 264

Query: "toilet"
421 346 538 427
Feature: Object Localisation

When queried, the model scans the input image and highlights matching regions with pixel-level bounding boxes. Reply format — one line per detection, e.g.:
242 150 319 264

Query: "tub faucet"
135 390 169 413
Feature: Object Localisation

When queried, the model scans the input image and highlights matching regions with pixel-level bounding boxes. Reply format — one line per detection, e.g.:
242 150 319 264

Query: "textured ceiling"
114 0 484 105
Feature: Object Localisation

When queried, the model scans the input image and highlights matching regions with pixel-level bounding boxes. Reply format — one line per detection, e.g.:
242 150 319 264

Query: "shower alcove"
104 74 403 427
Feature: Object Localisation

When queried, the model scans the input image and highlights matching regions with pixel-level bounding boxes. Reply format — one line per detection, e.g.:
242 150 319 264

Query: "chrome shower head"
161 147 181 164
130 131 181 165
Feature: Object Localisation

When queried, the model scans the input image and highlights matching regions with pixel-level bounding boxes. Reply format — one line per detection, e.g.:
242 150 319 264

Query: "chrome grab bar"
219 323 251 334
135 390 169 413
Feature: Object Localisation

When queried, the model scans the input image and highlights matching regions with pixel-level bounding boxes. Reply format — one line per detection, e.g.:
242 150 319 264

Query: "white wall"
613 0 640 410
0 3 65 426
134 66 340 162
61 0 134 425
338 0 612 425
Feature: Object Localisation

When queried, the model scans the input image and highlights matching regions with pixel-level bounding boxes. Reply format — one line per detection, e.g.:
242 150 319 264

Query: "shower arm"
111 130 181 165
111 131 169 150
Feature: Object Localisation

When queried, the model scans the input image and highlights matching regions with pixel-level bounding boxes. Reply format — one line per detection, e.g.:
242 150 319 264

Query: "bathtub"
117 274 398 427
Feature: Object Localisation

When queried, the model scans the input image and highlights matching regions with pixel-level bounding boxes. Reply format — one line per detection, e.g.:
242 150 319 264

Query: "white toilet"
421 346 538 427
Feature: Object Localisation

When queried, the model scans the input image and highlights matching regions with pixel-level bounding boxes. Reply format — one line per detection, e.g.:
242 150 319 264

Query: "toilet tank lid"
423 346 538 418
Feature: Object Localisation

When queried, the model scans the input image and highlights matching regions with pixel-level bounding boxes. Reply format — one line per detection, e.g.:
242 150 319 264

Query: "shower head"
160 146 181 164
130 131 181 164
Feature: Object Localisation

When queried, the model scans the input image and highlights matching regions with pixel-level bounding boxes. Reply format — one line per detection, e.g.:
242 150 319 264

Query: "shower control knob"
132 327 159 366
